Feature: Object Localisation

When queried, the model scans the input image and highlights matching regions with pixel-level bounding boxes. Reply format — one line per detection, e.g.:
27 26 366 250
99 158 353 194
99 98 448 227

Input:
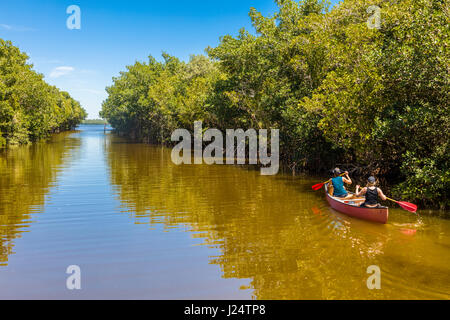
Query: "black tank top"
365 187 378 205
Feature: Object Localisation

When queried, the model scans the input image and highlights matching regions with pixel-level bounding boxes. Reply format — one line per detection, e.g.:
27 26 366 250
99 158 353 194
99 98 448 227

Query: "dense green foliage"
101 0 449 209
0 39 86 146
101 54 221 143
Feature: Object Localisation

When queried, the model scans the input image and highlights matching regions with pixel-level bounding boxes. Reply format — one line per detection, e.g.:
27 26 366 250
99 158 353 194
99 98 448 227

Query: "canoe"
324 184 389 224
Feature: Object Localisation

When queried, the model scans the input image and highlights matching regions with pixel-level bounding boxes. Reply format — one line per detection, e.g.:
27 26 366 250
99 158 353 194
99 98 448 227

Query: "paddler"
355 176 387 208
330 168 353 199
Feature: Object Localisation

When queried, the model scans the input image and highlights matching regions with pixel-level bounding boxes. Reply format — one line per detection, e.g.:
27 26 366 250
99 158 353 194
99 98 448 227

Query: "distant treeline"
0 39 86 147
82 119 108 125
100 0 449 209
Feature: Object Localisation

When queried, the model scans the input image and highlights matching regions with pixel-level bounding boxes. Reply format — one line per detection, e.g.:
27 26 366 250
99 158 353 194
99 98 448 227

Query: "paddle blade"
311 182 324 191
398 201 418 213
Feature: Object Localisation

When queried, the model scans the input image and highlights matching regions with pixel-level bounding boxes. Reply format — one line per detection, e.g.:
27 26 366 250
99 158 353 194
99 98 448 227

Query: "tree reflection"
105 135 450 299
0 131 81 265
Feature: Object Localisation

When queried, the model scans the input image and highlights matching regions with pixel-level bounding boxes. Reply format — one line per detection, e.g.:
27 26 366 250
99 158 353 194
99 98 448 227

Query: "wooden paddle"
312 173 345 191
386 197 418 213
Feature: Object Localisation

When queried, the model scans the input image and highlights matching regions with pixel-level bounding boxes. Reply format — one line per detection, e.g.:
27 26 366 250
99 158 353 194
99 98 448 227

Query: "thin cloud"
0 24 12 30
73 88 105 95
0 23 35 31
79 69 97 75
49 66 75 78
36 59 63 64
84 89 105 95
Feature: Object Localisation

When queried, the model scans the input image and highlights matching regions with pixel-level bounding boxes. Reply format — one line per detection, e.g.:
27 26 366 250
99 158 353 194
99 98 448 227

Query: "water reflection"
105 134 450 299
0 131 82 265
0 127 448 299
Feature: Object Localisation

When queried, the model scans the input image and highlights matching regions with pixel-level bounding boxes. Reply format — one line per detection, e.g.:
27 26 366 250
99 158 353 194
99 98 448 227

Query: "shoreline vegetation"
81 119 108 125
100 0 448 210
0 39 87 147
0 1 447 210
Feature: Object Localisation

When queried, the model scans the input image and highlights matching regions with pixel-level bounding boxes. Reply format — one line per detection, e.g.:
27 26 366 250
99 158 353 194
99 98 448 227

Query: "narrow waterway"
0 125 449 299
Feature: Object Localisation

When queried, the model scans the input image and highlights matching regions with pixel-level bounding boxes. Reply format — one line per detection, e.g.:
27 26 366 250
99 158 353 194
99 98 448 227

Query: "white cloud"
49 66 75 78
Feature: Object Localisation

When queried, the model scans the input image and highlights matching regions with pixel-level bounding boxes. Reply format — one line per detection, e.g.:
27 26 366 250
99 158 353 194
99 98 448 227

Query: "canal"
0 125 449 299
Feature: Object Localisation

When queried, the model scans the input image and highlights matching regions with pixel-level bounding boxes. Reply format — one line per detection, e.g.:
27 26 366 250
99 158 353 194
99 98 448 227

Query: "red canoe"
324 184 389 224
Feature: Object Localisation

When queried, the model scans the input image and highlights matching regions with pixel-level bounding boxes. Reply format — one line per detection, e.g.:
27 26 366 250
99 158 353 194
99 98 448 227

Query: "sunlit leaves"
101 0 448 208
0 39 86 146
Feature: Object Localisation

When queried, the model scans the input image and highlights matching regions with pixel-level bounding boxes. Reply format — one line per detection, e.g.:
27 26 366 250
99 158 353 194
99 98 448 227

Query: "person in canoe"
330 168 353 199
355 176 387 208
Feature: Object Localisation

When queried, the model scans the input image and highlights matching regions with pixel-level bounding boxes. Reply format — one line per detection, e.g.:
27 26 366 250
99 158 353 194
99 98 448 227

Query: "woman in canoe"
355 176 387 208
330 168 353 199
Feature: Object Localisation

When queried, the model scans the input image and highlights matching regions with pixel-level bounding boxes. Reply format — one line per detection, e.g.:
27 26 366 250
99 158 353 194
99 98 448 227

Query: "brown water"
0 125 449 299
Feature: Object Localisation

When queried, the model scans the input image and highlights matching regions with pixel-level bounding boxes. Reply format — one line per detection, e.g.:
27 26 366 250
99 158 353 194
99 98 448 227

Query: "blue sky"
0 0 338 118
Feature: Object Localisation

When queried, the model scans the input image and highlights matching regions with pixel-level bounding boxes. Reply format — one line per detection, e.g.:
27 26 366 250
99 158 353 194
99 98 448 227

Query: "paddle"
385 197 418 213
312 173 345 191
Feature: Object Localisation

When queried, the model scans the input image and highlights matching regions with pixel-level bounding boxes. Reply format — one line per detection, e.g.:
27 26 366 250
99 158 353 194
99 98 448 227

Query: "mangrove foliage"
0 39 87 147
100 0 449 209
